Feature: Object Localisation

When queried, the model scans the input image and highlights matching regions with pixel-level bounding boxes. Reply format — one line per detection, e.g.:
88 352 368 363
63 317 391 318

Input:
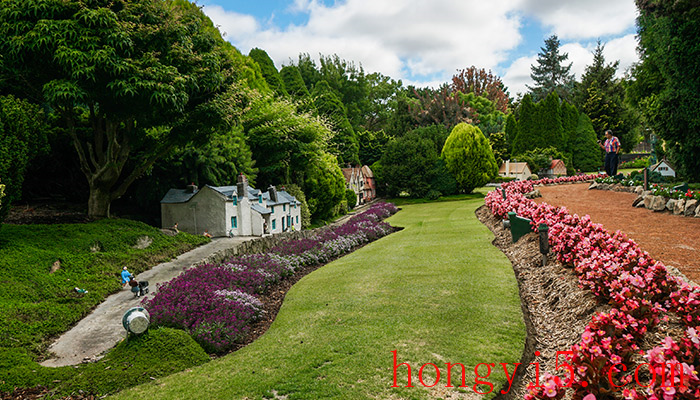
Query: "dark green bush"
345 189 357 209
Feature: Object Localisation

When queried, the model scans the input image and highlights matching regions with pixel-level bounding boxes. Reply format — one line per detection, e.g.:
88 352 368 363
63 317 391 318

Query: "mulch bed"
534 183 700 283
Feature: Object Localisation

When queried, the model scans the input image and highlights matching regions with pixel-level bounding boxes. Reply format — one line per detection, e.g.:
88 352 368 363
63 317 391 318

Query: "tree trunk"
88 186 112 218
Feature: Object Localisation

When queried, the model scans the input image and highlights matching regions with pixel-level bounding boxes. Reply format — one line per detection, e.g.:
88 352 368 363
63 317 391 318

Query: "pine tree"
280 65 310 99
504 113 517 152
537 91 565 151
572 113 603 172
512 94 536 155
312 81 359 165
249 48 287 95
528 35 575 102
560 101 580 154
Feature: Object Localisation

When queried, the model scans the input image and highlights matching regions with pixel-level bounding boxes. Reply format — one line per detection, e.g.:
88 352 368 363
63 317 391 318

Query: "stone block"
666 199 677 212
673 199 686 215
588 182 599 190
685 199 698 217
652 196 668 212
644 195 654 209
635 186 644 195
632 195 644 207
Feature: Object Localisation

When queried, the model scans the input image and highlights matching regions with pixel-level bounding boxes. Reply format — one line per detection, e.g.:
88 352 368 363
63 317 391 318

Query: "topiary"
441 123 498 193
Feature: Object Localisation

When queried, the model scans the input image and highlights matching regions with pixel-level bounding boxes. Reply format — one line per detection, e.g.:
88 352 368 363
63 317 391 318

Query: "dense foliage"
0 95 48 219
441 123 497 193
0 0 244 217
634 0 700 181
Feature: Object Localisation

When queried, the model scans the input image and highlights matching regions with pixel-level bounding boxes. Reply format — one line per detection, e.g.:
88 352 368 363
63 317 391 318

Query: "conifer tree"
511 94 536 155
280 65 310 99
572 113 603 172
528 35 575 102
560 101 580 154
249 48 287 95
537 91 565 151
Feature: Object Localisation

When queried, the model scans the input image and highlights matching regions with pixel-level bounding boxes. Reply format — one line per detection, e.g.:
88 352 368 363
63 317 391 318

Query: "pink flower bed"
486 175 700 400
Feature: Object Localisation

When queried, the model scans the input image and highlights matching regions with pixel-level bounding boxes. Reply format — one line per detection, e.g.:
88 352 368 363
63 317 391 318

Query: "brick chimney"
237 173 248 198
268 185 277 202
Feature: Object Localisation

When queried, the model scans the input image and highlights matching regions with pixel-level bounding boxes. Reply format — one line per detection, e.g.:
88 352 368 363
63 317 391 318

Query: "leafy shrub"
426 190 441 200
620 155 651 169
345 189 357 209
441 123 498 193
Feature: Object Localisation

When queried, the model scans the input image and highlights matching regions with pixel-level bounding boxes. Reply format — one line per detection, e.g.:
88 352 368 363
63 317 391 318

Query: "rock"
588 182 599 190
635 186 644 195
50 260 61 274
644 195 654 209
160 228 178 237
673 199 686 215
652 196 668 212
685 199 698 217
632 195 644 207
525 189 542 199
696 203 700 218
666 199 677 212
133 236 152 249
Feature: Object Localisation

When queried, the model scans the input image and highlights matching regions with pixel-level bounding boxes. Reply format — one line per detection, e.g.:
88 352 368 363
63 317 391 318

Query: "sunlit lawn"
112 197 525 400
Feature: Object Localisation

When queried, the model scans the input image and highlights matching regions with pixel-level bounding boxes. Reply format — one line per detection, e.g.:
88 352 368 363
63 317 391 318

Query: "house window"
287 215 291 228
232 197 237 206
258 194 262 203
283 204 286 212
270 206 274 213
282 217 285 231
272 219 276 230
231 216 237 229
296 215 299 224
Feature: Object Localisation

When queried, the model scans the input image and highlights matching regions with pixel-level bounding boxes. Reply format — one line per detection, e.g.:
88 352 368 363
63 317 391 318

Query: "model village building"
341 165 376 206
160 174 301 237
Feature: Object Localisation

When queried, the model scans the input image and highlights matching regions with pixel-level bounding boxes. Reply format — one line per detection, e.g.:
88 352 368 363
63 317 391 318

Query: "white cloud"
202 5 259 40
202 1 639 91
518 0 638 40
502 55 538 97
204 0 524 84
604 34 640 76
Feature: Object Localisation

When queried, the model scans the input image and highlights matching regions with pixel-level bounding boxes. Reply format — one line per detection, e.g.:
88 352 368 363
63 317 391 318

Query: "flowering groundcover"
486 175 700 400
143 202 398 353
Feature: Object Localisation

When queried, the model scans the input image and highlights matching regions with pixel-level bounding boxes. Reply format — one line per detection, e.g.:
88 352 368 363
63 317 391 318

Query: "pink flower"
583 394 596 400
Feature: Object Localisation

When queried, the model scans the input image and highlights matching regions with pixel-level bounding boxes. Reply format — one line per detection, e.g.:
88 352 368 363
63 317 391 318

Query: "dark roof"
160 188 198 204
251 203 271 215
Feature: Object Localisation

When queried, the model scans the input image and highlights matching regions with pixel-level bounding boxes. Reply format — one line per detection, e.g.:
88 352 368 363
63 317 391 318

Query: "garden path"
534 183 700 283
40 236 255 368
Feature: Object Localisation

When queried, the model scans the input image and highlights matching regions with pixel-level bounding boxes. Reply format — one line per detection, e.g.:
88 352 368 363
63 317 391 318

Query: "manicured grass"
0 219 208 355
387 192 485 206
112 199 525 399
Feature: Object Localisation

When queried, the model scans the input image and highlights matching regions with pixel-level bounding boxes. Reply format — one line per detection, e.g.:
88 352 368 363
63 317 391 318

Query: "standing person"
598 129 621 176
121 266 133 287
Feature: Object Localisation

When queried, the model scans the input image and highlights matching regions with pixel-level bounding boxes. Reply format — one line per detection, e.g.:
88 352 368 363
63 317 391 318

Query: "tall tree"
312 80 359 165
0 0 241 217
571 113 603 172
576 41 637 152
280 65 310 99
451 66 510 113
634 0 700 179
511 94 537 155
504 113 517 152
409 84 476 131
537 91 565 151
249 48 287 95
528 35 575 102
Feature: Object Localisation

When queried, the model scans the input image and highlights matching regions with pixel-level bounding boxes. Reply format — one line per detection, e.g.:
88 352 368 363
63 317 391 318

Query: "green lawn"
0 219 211 396
112 198 525 399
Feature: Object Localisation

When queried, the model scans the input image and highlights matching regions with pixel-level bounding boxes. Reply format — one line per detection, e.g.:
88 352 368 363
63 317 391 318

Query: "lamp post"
538 224 549 266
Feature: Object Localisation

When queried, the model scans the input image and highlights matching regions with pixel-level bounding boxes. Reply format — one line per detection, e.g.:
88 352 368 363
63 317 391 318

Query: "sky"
197 0 640 97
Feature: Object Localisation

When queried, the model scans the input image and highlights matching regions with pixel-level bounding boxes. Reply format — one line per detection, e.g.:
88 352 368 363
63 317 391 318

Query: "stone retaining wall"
588 181 700 218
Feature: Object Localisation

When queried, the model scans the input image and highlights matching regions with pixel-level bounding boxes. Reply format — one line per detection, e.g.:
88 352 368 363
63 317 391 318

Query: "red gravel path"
534 183 700 283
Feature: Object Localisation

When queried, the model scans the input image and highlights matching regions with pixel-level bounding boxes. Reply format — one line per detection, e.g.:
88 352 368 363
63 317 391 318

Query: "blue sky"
198 0 639 96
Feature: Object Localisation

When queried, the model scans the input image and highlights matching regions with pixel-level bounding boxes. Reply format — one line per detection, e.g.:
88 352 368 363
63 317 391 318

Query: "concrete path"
40 236 255 367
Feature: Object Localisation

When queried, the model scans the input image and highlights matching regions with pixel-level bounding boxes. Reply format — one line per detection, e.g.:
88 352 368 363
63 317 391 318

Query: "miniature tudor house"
544 159 567 178
649 158 676 178
341 165 376 207
498 160 532 180
160 174 301 237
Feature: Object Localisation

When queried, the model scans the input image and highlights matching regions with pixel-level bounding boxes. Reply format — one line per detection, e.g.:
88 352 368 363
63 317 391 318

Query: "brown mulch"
477 205 605 400
533 183 700 283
